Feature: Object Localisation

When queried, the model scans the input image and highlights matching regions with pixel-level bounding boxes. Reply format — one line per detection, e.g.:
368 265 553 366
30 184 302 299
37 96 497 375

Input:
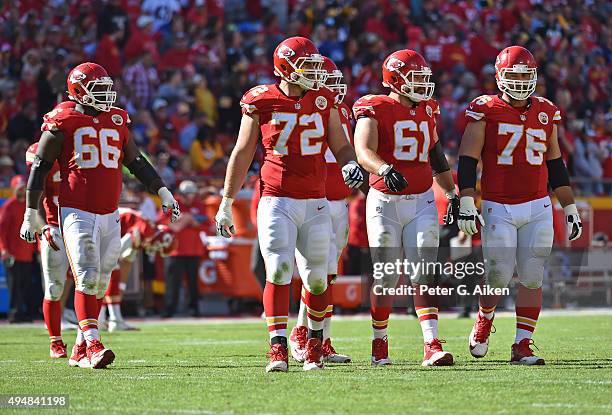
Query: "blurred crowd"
0 0 610 196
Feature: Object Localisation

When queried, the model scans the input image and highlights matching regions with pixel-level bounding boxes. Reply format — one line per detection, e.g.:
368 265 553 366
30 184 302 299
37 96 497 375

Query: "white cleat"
265 344 289 373
322 339 351 363
68 343 91 368
108 319 139 332
288 326 307 363
422 339 454 366
469 313 494 358
87 340 115 369
510 339 545 365
303 338 324 371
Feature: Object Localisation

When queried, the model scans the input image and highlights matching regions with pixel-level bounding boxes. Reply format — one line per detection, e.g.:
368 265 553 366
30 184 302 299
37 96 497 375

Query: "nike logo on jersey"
317 206 325 211
116 218 120 223
427 200 434 204
544 203 551 208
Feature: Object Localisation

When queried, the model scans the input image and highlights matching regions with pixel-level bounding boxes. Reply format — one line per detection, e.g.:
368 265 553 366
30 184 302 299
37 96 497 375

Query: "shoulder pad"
109 107 131 126
240 85 275 115
465 95 495 122
533 96 561 123
352 94 390 119
41 107 76 132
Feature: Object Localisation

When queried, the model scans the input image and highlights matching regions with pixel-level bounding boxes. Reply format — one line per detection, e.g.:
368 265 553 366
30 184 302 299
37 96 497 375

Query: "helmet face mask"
79 78 117 112
397 68 435 102
321 56 347 104
382 51 435 103
67 63 117 112
496 65 537 101
495 46 538 101
274 37 328 91
282 54 327 90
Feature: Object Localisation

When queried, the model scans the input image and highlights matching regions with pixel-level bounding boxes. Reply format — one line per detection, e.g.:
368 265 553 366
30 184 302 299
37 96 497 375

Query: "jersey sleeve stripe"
465 110 485 120
25 151 36 163
240 103 257 114
553 111 561 120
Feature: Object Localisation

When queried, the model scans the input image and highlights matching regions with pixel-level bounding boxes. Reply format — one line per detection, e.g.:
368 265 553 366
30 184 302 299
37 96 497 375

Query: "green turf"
0 315 611 415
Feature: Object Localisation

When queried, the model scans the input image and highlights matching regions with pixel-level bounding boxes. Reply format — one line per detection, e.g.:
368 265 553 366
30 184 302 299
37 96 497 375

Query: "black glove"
443 194 460 225
380 164 408 193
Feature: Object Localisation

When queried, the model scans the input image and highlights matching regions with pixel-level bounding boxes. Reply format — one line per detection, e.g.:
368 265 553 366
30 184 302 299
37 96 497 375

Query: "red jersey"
119 207 155 241
240 84 337 199
324 101 353 201
158 197 208 257
353 95 439 195
42 106 131 214
464 95 561 204
0 197 36 261
25 103 77 226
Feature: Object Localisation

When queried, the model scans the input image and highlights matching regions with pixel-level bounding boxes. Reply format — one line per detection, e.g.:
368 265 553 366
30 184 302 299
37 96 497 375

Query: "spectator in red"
0 175 37 323
160 32 192 71
124 15 160 64
159 180 208 317
94 26 124 78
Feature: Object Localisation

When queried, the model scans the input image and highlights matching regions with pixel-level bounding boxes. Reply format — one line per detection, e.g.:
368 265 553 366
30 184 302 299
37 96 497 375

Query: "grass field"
1 314 611 415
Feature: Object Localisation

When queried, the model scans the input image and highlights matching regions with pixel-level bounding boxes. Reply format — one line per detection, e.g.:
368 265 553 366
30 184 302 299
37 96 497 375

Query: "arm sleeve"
546 157 571 189
458 155 478 191
428 141 450 175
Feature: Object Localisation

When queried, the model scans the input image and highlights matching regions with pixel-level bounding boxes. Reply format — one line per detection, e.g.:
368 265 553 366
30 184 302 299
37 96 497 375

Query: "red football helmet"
145 225 177 257
66 62 116 112
322 56 347 104
273 37 327 90
495 46 537 101
382 49 434 102
25 142 38 169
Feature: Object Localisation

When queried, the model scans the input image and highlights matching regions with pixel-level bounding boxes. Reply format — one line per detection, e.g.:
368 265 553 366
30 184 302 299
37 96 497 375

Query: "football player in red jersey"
19 62 180 369
458 46 583 365
353 50 458 367
25 102 75 359
98 207 170 332
289 56 355 364
214 37 364 372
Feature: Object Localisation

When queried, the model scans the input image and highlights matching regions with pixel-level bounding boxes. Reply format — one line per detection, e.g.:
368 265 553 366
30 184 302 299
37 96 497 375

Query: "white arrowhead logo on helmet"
69 70 86 84
277 45 295 58
386 58 405 71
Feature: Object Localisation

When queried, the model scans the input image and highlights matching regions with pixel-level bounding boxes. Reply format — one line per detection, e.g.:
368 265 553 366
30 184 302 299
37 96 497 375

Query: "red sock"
43 299 62 342
478 284 500 318
302 286 329 332
105 269 121 304
263 282 289 340
515 284 542 342
75 291 100 343
370 289 393 338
